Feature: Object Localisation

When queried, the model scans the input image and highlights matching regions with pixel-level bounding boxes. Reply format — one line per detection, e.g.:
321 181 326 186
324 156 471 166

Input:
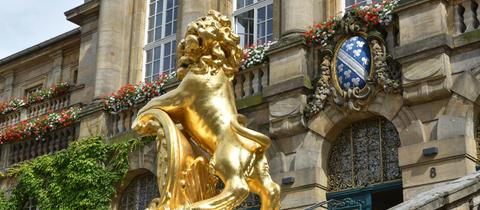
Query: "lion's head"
176 10 242 81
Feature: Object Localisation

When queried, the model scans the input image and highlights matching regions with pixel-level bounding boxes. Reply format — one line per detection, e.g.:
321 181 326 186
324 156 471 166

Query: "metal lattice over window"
235 193 261 210
120 172 160 210
234 0 273 48
144 0 178 82
328 117 401 191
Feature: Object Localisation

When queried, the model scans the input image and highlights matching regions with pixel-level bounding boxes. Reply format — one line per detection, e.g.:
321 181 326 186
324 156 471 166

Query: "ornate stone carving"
305 13 401 119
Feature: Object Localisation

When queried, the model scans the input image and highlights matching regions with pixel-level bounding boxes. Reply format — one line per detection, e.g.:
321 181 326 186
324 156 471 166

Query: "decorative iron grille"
328 117 401 191
120 172 160 210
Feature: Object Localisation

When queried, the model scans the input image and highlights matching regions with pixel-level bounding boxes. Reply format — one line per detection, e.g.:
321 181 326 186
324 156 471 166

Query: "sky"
0 0 84 59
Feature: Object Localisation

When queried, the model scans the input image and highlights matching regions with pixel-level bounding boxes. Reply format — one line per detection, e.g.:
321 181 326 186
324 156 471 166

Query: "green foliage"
0 136 141 210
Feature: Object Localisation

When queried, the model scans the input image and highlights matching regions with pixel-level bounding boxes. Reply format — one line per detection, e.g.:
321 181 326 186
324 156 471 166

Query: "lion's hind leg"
247 154 281 210
186 175 250 210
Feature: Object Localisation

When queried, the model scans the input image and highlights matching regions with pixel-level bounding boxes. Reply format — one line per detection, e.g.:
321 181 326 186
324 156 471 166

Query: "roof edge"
0 28 81 66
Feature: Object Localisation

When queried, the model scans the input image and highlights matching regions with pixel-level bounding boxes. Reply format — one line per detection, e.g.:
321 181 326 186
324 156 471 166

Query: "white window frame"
342 0 375 11
143 0 178 82
233 0 274 47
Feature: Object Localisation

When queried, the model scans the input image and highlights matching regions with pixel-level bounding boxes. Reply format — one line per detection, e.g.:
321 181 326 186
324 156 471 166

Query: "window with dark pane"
234 0 274 48
236 10 254 47
120 172 160 210
256 4 273 45
328 117 401 192
25 85 43 98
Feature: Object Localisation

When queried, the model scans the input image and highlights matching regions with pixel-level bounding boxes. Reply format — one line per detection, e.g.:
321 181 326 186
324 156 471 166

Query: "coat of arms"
305 14 401 117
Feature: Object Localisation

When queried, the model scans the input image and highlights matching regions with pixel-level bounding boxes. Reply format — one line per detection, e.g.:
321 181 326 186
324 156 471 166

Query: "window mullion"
162 0 167 39
253 8 258 45
160 43 165 76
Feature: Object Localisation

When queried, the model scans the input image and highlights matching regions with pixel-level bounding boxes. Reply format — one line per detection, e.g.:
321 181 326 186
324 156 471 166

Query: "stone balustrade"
1 124 79 167
0 93 71 129
454 0 480 34
107 106 141 137
0 111 21 129
27 94 70 119
233 64 269 99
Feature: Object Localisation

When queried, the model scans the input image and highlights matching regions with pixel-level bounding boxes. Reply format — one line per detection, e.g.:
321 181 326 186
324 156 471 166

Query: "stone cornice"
65 0 100 25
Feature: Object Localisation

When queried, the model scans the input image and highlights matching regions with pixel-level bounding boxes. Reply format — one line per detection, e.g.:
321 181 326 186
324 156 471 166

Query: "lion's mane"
176 10 243 80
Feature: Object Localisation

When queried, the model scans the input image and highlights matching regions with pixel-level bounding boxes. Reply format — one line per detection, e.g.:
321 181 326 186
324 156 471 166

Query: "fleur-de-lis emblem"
356 41 365 48
346 43 354 51
343 70 352 78
353 49 361 57
352 77 360 86
361 57 369 65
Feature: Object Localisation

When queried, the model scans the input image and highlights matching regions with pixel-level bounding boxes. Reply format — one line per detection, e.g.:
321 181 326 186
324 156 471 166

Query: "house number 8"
430 167 436 178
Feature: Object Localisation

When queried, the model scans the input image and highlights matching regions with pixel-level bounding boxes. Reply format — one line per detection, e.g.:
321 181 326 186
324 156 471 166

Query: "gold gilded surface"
132 10 280 210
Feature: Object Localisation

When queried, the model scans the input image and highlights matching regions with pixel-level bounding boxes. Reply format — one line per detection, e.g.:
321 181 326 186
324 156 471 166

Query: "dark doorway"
371 186 403 210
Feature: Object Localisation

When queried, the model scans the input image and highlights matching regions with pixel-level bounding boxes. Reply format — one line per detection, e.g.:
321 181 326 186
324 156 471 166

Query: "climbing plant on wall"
0 136 143 210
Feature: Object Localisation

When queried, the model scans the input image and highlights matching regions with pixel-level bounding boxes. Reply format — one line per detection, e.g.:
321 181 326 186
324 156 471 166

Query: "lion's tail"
231 115 272 152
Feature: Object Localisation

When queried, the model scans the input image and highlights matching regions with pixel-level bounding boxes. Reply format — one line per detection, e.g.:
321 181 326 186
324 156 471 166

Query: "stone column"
94 0 135 99
47 50 63 86
65 0 100 105
280 0 315 37
177 0 214 40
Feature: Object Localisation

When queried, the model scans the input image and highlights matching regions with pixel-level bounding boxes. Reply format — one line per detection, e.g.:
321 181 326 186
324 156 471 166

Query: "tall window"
234 0 273 48
144 0 179 82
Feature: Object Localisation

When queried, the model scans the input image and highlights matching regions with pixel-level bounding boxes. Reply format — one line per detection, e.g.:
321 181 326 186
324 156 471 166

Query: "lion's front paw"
132 116 163 136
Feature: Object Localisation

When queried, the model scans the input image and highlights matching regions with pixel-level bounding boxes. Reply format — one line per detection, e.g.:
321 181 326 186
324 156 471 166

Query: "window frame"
143 0 178 82
233 0 274 47
342 0 374 11
24 84 43 98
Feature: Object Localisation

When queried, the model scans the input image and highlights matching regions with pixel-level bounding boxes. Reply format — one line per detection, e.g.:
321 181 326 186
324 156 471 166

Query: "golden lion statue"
132 10 280 210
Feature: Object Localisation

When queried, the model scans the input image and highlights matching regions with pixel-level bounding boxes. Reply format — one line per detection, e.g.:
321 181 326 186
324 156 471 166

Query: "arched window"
328 117 401 191
120 172 160 210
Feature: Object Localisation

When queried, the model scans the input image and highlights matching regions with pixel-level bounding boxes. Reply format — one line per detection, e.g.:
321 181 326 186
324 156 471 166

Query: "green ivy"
0 136 142 210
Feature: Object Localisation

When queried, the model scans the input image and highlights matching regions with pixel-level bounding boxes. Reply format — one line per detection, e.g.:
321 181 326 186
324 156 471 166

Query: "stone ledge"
266 34 306 56
394 33 453 62
236 95 264 110
398 137 474 167
263 76 311 99
390 171 480 210
453 29 480 48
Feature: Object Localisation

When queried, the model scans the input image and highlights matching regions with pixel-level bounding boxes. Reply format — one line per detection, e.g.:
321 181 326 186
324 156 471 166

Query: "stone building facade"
0 0 480 209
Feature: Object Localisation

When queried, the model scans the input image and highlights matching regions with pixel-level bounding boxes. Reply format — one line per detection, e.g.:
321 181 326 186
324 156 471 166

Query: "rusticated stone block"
436 115 470 140
269 46 308 85
451 70 480 103
398 120 426 146
402 53 452 104
397 0 448 45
